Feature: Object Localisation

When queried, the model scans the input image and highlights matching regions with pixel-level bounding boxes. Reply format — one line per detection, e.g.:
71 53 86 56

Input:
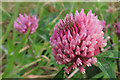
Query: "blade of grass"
0 6 11 17
17 59 41 73
23 60 45 76
8 58 43 77
2 3 20 44
0 74 2 80
3 27 30 78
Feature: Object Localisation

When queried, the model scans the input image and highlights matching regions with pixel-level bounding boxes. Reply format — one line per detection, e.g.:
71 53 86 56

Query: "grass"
1 2 120 79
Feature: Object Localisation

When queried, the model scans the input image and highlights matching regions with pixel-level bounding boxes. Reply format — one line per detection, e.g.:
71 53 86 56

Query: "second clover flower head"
14 13 39 34
50 9 108 74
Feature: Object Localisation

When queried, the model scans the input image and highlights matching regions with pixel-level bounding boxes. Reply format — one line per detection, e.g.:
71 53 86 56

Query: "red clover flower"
50 9 108 74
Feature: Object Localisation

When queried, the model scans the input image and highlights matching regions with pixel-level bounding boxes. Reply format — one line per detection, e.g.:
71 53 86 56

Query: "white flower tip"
82 71 85 74
87 63 91 67
80 62 82 65
107 36 110 39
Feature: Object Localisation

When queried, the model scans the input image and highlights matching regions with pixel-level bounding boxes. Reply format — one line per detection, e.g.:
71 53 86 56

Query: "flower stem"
67 68 79 79
28 36 35 57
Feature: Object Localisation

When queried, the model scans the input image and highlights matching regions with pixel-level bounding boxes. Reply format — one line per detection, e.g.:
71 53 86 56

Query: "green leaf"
52 67 64 79
96 50 120 59
97 58 116 78
92 72 104 78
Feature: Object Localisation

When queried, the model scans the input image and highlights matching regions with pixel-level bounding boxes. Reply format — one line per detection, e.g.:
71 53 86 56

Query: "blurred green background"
1 2 120 79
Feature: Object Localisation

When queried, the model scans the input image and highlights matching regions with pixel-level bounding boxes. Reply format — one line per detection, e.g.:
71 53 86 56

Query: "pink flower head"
106 6 114 13
50 9 108 74
14 13 39 34
115 22 120 38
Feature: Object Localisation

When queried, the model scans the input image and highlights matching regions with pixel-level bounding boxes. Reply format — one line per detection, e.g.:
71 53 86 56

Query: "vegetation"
1 2 120 79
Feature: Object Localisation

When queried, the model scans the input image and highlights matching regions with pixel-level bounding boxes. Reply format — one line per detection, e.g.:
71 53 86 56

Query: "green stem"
28 36 35 57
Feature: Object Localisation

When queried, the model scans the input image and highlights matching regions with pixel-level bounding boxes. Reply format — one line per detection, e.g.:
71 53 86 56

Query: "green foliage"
96 50 120 59
2 3 20 44
3 27 30 78
52 67 64 79
97 58 116 78
1 2 120 79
